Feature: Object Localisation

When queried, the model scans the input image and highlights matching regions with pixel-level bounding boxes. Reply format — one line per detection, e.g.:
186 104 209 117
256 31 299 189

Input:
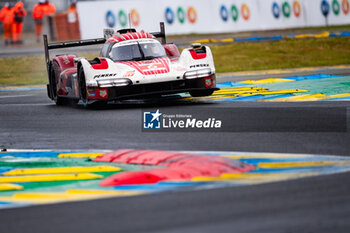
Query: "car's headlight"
97 78 132 87
184 68 212 79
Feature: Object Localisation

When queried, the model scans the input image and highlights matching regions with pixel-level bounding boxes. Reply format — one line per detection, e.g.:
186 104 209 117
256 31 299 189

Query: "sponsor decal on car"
189 64 209 68
99 90 108 98
93 73 118 79
123 70 136 78
62 55 71 65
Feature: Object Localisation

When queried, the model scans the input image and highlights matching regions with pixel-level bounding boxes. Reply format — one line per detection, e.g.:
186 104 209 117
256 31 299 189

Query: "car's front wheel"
78 66 88 106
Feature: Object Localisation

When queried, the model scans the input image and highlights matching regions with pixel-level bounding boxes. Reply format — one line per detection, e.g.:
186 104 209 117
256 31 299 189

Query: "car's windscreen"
109 40 166 62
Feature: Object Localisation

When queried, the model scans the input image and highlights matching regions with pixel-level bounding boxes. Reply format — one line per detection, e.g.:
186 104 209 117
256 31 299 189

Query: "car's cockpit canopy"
100 39 167 62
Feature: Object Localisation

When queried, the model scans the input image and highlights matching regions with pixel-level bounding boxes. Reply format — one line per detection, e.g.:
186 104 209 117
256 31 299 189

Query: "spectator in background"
32 0 56 42
0 2 13 45
12 1 27 44
43 0 56 16
67 0 78 24
68 0 77 13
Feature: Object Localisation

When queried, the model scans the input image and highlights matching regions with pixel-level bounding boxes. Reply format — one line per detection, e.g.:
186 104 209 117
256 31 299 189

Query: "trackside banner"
77 0 350 39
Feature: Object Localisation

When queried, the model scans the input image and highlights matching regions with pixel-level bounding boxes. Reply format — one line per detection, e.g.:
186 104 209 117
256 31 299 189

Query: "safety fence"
77 0 350 39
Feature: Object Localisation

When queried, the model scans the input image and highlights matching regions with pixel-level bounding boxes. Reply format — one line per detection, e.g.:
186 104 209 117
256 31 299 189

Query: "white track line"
0 94 34 98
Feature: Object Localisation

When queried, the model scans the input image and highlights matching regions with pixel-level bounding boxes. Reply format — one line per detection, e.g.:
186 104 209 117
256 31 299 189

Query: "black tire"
49 64 66 105
189 90 214 97
78 66 88 107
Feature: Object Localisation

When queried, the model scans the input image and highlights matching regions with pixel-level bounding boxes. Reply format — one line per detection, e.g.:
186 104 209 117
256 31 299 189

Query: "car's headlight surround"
184 68 212 79
97 78 132 87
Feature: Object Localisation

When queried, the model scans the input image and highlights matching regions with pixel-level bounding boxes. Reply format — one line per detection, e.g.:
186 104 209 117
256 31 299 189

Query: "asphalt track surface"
1 70 350 232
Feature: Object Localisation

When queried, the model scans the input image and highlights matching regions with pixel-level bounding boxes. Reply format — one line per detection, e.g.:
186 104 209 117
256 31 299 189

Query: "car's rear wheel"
189 90 214 97
49 64 67 105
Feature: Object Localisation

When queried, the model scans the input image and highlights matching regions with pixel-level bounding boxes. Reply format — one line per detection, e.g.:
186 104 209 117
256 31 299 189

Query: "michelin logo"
143 109 162 129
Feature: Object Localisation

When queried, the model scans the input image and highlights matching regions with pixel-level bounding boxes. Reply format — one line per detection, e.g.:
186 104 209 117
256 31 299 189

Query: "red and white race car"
44 23 218 106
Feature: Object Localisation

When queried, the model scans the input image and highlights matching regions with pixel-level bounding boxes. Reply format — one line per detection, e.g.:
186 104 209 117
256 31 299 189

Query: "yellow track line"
181 87 266 100
0 193 114 204
190 39 218 43
3 166 121 176
0 173 103 183
215 87 266 92
220 172 316 179
237 89 308 97
0 183 23 191
261 93 325 102
192 172 317 183
212 88 267 95
66 189 143 196
58 153 105 158
206 89 308 100
291 32 330 39
0 190 143 204
239 78 295 84
220 38 234 42
320 93 350 100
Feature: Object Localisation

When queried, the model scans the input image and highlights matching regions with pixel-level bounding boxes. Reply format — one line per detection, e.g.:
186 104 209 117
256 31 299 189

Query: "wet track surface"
0 91 350 155
1 171 350 233
1 71 350 232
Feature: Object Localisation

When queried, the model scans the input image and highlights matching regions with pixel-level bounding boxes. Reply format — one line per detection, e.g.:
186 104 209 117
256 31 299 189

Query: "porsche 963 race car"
44 23 218 106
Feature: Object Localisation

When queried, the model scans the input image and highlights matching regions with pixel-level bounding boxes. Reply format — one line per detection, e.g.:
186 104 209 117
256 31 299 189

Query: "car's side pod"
180 43 215 72
163 44 181 59
46 54 77 100
51 55 77 72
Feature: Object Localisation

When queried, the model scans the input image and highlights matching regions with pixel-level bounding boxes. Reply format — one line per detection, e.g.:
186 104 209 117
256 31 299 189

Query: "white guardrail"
77 0 350 39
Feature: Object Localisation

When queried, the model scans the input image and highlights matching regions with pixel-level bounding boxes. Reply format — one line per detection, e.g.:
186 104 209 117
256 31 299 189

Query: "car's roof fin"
103 28 115 40
117 28 137 34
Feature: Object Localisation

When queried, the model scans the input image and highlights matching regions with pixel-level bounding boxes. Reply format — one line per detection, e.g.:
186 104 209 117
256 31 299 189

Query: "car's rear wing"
43 35 106 78
43 22 166 76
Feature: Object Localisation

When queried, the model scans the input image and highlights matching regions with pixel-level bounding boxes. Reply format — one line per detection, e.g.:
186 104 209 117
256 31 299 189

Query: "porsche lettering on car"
44 23 218 106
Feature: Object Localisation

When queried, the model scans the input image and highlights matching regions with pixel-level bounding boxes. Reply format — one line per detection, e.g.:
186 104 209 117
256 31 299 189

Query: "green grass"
0 56 47 85
167 25 350 40
211 37 350 73
1 37 350 85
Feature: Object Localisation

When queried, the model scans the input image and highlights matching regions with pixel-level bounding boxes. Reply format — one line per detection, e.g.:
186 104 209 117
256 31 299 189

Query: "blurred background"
1 0 349 85
1 0 350 42
0 0 92 34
